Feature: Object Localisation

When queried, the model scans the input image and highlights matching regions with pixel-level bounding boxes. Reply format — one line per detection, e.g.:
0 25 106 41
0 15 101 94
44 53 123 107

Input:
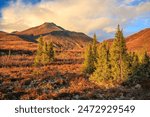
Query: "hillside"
0 34 37 54
126 28 150 55
0 31 8 38
105 28 150 55
42 31 91 49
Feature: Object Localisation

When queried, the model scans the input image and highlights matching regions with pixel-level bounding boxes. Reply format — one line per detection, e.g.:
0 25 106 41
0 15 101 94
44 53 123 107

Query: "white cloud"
0 0 150 37
103 27 116 33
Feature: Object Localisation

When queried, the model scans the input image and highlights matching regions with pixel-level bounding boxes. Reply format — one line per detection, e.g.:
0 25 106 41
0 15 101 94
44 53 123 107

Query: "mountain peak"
18 22 64 36
40 22 64 30
41 22 57 27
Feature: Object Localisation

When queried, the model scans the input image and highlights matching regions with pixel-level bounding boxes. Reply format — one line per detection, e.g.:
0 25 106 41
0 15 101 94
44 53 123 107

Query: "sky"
0 0 150 41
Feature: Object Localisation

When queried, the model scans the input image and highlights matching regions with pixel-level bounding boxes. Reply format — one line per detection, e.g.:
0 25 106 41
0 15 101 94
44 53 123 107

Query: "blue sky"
0 0 150 41
129 0 149 5
0 0 41 15
0 0 41 8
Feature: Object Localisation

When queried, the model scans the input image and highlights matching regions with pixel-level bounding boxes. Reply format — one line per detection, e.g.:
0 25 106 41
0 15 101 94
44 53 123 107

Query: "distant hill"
126 28 150 55
104 28 150 55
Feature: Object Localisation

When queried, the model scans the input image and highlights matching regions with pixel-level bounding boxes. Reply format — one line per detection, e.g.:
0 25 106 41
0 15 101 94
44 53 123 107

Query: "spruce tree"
110 25 129 81
42 41 50 64
82 34 98 74
92 33 98 63
130 51 150 79
34 36 55 66
138 51 149 65
34 36 44 66
128 52 139 74
41 41 55 65
83 44 95 74
47 41 55 62
90 41 111 82
37 36 44 56
143 52 149 64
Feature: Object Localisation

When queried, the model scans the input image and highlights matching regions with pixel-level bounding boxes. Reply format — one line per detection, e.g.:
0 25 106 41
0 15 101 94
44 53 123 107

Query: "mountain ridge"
0 22 92 50
0 22 150 52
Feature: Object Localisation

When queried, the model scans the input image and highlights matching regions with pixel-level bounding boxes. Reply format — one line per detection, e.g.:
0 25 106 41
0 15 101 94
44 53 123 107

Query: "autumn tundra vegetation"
0 23 150 100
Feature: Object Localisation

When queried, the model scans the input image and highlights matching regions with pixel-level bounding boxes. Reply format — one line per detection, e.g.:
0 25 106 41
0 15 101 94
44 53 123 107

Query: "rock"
98 94 103 98
135 84 141 89
120 93 125 99
74 94 79 99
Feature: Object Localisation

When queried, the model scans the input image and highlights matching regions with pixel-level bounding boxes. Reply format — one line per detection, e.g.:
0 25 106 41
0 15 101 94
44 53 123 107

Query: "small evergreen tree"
42 41 55 65
92 33 98 63
82 44 95 74
34 36 44 66
90 41 111 82
42 41 50 64
48 41 55 62
130 51 150 79
137 51 149 65
82 34 98 74
37 36 44 56
128 52 139 74
143 52 149 64
34 36 55 66
110 25 129 81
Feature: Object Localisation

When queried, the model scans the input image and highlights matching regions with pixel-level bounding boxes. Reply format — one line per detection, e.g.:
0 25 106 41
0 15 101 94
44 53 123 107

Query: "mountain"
1 23 150 53
0 22 92 51
16 22 65 36
126 28 150 55
16 22 92 49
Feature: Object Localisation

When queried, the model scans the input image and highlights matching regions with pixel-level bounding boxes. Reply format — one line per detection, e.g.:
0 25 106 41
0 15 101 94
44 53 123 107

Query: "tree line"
83 25 150 84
